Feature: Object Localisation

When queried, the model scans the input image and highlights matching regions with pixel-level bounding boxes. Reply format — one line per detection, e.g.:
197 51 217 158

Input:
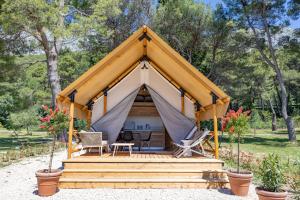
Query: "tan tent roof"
57 25 230 121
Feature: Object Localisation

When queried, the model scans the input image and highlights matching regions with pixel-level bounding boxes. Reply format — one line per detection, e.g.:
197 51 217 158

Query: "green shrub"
257 153 286 192
290 159 300 200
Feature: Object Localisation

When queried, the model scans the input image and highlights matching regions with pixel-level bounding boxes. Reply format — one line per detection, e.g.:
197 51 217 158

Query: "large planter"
36 169 62 196
227 170 253 196
256 187 287 200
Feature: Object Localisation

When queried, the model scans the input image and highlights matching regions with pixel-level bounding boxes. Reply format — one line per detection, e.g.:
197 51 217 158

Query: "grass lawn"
219 128 300 161
0 130 52 152
0 130 65 167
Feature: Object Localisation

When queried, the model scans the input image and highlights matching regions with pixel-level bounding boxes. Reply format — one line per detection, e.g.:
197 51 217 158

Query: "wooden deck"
59 151 229 189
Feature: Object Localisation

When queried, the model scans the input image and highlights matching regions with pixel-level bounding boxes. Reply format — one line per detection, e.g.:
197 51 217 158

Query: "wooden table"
112 143 134 156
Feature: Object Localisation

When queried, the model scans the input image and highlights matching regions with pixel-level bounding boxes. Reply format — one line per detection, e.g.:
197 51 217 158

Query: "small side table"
181 139 193 157
111 143 134 156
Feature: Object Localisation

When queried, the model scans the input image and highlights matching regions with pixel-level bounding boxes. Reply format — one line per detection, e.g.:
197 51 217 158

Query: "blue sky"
202 0 300 28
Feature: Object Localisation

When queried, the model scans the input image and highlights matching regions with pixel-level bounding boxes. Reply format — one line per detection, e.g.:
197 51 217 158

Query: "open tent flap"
91 62 144 124
91 88 140 144
144 62 195 119
91 61 196 124
147 86 196 144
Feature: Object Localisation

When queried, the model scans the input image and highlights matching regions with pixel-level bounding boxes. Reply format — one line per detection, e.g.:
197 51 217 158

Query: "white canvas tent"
91 61 195 124
90 61 196 144
57 26 230 159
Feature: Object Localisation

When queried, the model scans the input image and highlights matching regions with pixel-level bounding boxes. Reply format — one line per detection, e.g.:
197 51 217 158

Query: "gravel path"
0 151 258 200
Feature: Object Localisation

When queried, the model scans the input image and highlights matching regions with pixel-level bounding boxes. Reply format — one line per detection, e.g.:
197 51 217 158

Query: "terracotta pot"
227 170 253 196
256 187 287 200
36 169 62 196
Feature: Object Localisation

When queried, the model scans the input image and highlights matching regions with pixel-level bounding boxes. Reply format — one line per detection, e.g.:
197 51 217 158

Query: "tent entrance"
91 62 196 150
122 85 170 151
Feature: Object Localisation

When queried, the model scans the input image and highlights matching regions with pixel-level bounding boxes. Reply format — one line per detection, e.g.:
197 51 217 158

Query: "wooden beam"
67 90 76 159
57 94 85 111
86 100 94 129
147 29 226 98
180 88 185 114
59 27 145 97
212 93 219 159
103 88 108 114
199 96 230 112
86 110 92 129
143 25 148 56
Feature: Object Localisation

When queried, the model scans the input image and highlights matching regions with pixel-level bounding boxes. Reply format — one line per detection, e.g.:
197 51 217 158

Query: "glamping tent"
57 25 230 159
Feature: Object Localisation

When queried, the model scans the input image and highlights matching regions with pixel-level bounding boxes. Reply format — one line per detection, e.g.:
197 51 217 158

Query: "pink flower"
40 116 50 122
42 105 48 111
39 125 46 129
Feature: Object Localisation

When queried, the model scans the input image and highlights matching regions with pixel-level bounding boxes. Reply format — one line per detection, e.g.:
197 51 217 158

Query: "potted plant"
36 105 69 196
222 107 253 196
256 154 287 200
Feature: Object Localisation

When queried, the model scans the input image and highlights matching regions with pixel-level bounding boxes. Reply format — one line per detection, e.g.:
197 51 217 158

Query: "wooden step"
63 162 223 170
59 177 229 189
61 169 227 179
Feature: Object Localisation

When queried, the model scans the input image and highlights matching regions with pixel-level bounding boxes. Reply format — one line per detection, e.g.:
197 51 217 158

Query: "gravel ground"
0 151 258 200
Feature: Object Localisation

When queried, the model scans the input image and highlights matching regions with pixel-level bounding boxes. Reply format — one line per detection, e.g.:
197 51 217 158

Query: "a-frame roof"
57 25 230 120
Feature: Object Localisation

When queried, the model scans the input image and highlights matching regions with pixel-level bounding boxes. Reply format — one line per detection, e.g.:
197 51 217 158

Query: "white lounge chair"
79 132 108 156
173 128 210 158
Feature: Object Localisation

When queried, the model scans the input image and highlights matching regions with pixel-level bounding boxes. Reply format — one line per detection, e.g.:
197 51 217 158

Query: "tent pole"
86 110 91 129
67 90 77 159
212 103 219 159
194 101 201 129
180 88 185 115
103 88 108 114
86 100 94 130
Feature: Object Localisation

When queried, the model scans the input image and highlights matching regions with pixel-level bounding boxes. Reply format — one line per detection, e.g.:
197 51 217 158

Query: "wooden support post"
67 90 77 159
86 111 91 129
86 100 94 130
212 93 219 159
194 101 201 128
103 88 108 114
180 88 185 114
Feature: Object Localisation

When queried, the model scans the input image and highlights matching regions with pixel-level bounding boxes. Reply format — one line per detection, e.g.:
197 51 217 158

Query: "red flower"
40 116 50 122
221 106 250 134
42 105 48 111
39 125 46 129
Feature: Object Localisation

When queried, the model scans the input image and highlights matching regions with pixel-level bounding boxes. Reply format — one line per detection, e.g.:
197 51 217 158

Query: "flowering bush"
39 105 69 172
222 107 250 136
39 105 69 135
222 107 250 173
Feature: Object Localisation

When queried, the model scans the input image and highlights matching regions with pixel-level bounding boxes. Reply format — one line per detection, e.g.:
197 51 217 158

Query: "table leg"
113 145 116 157
129 145 132 156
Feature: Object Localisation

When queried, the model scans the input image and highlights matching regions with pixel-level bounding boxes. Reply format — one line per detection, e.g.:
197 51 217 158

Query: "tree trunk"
276 72 296 141
237 133 240 174
48 134 56 173
269 98 277 131
46 49 61 107
242 2 296 141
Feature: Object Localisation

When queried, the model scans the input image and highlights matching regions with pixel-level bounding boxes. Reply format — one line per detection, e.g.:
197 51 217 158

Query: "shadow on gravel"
217 188 234 196
32 190 38 195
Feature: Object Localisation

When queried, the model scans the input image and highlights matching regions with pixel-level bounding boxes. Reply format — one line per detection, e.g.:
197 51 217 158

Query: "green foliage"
0 0 68 38
58 50 94 89
7 108 39 134
153 0 211 64
0 95 14 128
257 154 286 192
74 119 87 132
290 162 300 199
